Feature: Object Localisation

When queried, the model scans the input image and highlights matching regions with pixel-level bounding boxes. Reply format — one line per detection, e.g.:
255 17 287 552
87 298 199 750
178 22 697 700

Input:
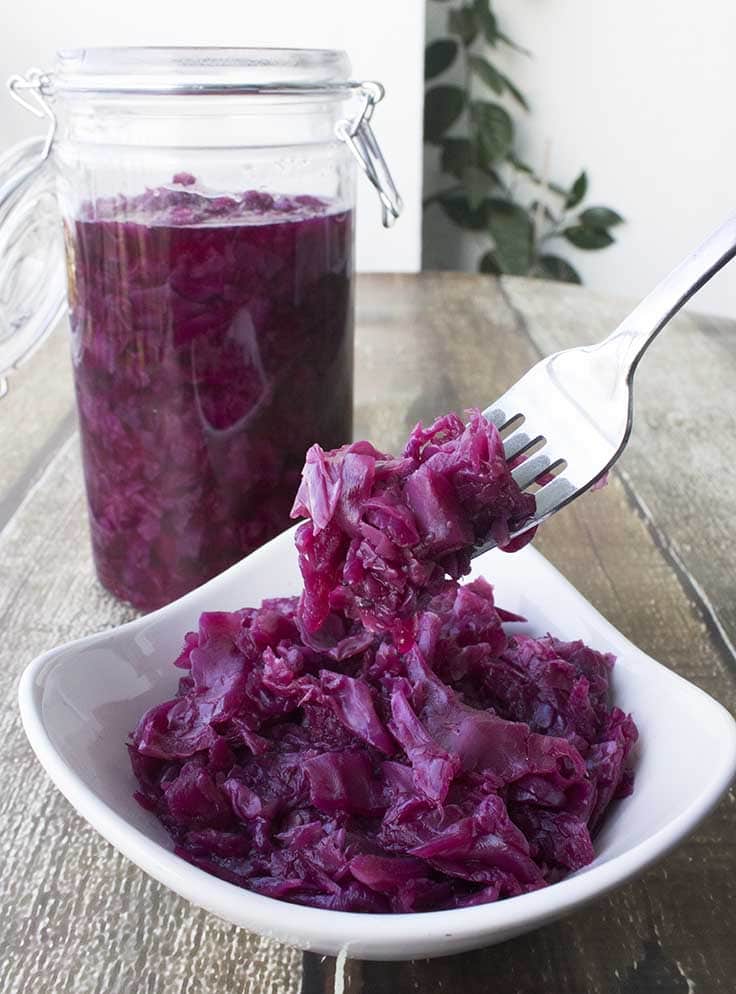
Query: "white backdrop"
426 0 736 317
0 0 424 273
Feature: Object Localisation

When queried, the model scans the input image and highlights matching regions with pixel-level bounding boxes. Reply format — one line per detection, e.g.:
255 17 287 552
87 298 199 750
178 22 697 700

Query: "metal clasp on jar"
336 82 403 229
7 69 57 158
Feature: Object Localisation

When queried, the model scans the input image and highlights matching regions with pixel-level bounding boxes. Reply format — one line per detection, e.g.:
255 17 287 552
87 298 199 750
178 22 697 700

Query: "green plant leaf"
425 39 459 80
564 225 614 249
509 156 566 196
471 101 513 162
508 155 535 176
440 138 474 178
468 55 505 95
497 30 531 56
463 166 497 209
580 206 624 229
499 73 529 110
448 7 478 46
487 199 534 274
479 250 502 275
538 254 582 283
472 0 498 43
565 171 588 209
468 59 530 110
424 86 465 144
438 191 489 230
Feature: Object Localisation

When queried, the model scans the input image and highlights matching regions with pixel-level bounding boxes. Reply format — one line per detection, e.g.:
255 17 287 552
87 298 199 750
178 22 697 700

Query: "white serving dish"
18 527 736 961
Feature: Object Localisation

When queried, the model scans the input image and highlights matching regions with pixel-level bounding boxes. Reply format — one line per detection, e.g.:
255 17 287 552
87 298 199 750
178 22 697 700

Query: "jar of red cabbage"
0 48 401 610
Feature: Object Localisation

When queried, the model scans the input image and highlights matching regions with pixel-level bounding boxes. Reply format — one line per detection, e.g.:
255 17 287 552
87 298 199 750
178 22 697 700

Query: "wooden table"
1 274 734 994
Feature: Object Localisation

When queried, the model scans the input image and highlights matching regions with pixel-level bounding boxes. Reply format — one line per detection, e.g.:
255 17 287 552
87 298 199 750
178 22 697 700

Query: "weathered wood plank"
1 274 734 994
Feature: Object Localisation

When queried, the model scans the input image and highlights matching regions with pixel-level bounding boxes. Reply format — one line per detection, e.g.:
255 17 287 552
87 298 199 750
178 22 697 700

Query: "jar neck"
53 91 351 149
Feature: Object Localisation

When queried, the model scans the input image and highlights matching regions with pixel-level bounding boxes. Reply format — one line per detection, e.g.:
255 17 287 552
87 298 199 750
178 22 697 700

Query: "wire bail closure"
7 69 57 160
336 82 403 228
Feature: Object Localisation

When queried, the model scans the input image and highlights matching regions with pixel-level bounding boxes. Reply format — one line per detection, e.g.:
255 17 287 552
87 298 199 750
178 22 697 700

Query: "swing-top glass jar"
0 48 401 610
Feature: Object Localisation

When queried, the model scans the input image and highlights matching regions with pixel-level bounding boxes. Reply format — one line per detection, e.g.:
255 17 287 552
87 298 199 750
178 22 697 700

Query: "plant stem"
539 226 565 244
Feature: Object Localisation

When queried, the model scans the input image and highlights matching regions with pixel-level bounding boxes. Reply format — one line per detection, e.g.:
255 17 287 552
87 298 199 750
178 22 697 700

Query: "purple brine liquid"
66 180 354 610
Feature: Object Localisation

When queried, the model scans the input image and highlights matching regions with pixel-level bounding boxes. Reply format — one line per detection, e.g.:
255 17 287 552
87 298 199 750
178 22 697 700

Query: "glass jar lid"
51 46 358 97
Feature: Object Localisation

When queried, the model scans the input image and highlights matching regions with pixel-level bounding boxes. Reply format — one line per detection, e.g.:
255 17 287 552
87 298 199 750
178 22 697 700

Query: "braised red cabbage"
291 410 536 651
129 412 637 913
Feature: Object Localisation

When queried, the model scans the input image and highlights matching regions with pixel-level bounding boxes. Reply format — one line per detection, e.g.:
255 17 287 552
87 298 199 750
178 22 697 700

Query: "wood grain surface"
1 274 733 994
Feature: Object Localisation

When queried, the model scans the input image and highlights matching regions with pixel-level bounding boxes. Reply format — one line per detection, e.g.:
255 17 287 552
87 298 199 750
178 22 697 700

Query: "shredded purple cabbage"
129 412 637 913
70 178 353 610
291 409 536 652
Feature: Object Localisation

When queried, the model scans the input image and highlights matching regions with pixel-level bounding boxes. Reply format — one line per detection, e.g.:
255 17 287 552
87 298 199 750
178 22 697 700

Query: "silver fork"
477 213 736 553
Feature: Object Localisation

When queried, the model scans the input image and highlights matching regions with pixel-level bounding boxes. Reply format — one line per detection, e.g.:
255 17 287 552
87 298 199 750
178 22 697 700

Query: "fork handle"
599 213 736 378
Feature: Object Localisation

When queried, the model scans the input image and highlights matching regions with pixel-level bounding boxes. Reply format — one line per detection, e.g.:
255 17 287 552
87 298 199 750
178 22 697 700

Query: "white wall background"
0 0 424 272
425 0 736 317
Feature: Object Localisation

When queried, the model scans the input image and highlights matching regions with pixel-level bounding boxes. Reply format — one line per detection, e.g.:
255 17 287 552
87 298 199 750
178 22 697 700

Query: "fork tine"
484 406 512 429
511 452 552 490
503 429 541 461
533 475 576 517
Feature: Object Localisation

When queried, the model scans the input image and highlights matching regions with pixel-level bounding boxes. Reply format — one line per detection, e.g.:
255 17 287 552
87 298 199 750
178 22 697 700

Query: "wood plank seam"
0 431 79 544
0 409 77 534
616 464 736 672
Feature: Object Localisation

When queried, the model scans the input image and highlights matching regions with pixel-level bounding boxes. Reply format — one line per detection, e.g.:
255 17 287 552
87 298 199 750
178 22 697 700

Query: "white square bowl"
18 527 736 961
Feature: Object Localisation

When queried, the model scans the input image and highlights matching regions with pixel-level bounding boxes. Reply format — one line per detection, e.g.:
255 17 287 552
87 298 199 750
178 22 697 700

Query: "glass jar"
0 48 401 610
